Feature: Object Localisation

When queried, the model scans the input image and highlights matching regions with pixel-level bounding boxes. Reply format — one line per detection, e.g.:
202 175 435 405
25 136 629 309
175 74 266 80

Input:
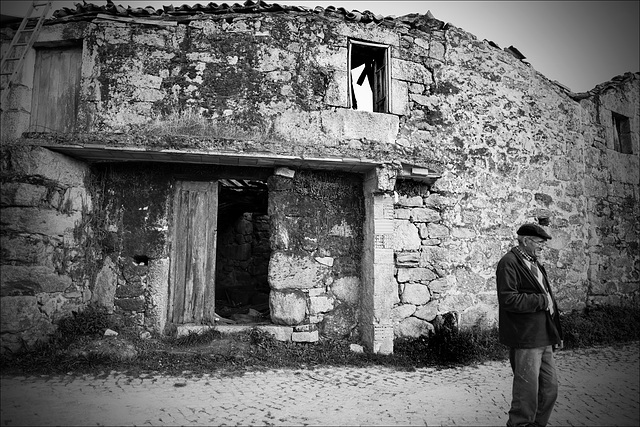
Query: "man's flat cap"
517 223 552 240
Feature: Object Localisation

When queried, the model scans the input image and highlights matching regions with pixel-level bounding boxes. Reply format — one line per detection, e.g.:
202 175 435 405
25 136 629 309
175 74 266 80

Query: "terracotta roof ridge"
48 0 445 30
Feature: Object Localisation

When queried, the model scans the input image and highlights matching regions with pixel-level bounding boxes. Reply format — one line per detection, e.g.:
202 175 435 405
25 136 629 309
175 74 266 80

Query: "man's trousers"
507 345 558 427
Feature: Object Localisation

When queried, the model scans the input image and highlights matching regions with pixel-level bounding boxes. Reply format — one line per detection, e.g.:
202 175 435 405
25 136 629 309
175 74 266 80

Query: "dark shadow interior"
215 179 271 324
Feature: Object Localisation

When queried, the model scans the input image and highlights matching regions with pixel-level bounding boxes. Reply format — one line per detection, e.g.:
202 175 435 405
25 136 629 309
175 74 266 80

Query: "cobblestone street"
1 342 638 426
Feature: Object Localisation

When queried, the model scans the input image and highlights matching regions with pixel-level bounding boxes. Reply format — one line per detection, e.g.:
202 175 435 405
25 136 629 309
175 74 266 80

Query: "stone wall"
0 145 93 355
268 169 364 342
579 80 639 306
1 5 638 353
92 163 174 335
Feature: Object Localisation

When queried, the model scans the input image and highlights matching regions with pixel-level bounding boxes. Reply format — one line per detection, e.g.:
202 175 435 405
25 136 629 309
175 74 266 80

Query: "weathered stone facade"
1 2 638 355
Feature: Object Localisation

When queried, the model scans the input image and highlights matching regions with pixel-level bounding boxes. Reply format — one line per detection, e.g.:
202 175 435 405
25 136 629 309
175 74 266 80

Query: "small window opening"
133 255 149 266
349 40 389 113
612 112 632 154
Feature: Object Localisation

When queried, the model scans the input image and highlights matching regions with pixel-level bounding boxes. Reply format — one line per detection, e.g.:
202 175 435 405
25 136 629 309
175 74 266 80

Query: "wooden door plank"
191 189 207 324
30 47 81 132
30 50 48 131
203 182 219 323
62 49 80 132
41 49 57 131
172 187 190 323
167 181 181 323
181 191 197 322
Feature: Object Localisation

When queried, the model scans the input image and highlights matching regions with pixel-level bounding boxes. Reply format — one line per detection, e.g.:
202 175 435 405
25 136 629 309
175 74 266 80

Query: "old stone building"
1 1 638 356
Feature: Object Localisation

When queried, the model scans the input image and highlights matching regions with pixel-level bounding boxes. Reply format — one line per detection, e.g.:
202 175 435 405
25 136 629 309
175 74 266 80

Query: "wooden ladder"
0 1 52 112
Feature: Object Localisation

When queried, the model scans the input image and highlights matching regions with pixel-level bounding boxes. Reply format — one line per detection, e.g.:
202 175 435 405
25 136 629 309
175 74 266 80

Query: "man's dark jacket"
496 248 563 348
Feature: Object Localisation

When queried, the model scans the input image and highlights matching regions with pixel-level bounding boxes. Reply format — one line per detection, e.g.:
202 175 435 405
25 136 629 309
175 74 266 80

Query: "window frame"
347 39 391 113
611 111 632 154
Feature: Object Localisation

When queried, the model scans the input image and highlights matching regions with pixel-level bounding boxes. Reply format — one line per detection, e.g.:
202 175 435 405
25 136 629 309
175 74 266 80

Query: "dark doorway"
214 179 271 324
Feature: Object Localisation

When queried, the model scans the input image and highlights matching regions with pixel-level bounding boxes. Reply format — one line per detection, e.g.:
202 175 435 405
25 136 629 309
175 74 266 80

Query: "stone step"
175 323 296 342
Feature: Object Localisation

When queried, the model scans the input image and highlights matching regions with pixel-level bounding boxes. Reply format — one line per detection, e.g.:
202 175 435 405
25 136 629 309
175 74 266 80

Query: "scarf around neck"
514 246 537 263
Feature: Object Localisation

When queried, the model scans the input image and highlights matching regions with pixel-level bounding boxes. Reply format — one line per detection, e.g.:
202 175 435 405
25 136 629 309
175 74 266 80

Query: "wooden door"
169 181 218 325
30 46 82 133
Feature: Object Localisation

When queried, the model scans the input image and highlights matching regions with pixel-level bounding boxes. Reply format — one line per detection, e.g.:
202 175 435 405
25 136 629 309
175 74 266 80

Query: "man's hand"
547 293 554 315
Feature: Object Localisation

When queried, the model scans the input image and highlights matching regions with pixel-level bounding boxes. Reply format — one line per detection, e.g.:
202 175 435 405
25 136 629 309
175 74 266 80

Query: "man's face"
523 236 547 258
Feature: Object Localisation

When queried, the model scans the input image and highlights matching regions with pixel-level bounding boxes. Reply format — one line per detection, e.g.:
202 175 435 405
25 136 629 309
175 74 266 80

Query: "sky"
2 0 638 93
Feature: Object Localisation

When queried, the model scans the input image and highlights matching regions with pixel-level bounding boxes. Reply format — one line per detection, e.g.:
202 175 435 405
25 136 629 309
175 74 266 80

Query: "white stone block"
397 267 437 284
322 108 399 144
391 58 431 85
391 221 421 251
411 208 441 222
309 294 334 315
315 256 334 267
270 290 307 324
414 301 438 321
291 330 319 342
307 287 325 297
391 304 416 324
257 325 293 341
308 315 324 324
274 167 295 178
350 344 364 353
401 282 431 305
395 317 434 339
269 251 329 290
391 79 408 115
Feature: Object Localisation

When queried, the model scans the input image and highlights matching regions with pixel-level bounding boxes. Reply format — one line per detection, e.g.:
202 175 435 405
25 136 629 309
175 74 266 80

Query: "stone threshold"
176 323 319 342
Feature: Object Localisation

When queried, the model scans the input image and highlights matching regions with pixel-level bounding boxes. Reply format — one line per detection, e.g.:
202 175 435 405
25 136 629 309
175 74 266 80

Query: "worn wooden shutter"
30 46 82 133
373 58 387 113
169 181 219 325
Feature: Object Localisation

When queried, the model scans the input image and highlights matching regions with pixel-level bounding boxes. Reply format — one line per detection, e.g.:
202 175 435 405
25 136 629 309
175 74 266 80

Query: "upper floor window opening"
612 111 632 154
348 40 389 113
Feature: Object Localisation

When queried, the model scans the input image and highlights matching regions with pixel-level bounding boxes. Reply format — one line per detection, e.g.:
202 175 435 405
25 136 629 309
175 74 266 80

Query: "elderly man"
496 223 563 427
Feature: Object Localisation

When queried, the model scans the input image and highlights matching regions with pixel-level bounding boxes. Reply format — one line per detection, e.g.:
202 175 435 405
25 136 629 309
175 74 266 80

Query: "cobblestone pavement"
1 342 638 426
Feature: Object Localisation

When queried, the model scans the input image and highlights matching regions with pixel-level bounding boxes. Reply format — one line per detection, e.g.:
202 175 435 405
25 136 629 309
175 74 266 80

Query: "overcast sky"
2 0 638 93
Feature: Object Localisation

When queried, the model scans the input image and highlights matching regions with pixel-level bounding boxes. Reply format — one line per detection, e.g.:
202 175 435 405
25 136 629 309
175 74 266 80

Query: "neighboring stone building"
1 1 638 356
